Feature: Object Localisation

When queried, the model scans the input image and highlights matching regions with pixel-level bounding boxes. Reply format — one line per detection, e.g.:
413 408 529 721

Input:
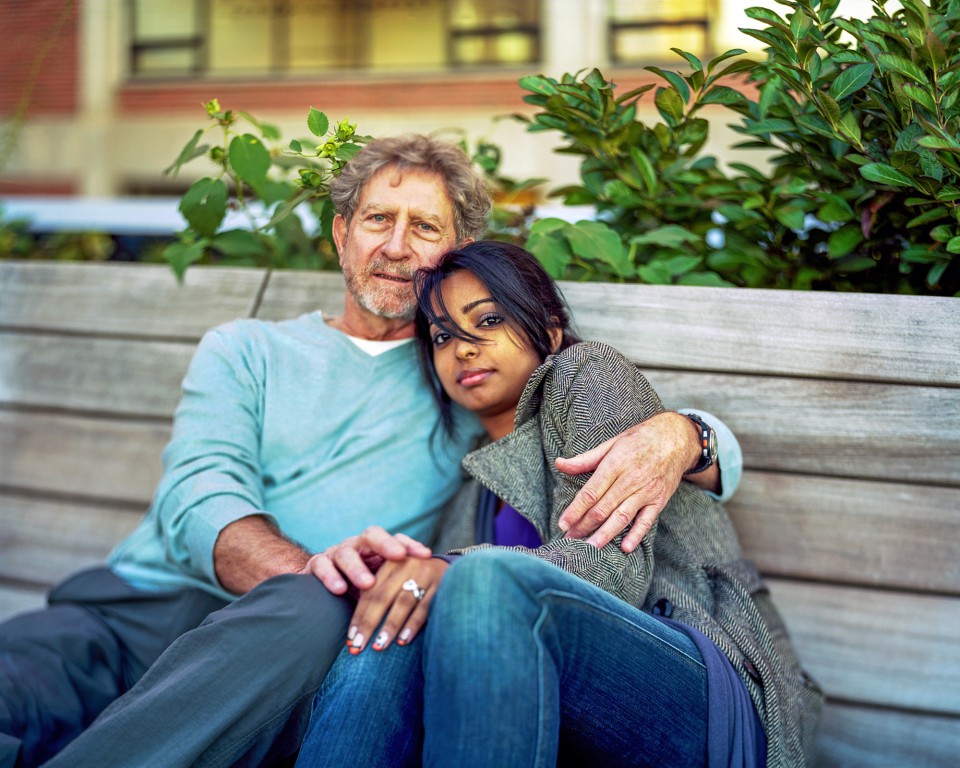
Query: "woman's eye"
432 331 451 347
478 314 504 328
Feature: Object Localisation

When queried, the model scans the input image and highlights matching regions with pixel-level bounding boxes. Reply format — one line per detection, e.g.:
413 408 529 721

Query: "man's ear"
548 324 563 354
332 214 347 264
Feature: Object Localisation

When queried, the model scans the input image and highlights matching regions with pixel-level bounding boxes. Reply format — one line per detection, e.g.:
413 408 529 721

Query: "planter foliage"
521 0 960 295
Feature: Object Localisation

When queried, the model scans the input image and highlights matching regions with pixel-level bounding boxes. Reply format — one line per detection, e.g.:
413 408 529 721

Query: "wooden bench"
1 259 957 766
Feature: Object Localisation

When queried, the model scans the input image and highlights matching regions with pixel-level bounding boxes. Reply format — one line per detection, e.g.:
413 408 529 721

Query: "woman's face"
429 270 543 440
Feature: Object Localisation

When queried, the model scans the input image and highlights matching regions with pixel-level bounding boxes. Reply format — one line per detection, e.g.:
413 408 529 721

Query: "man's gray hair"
329 134 492 242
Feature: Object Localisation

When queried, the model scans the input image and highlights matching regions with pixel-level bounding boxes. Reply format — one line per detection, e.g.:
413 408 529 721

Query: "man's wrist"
682 413 718 475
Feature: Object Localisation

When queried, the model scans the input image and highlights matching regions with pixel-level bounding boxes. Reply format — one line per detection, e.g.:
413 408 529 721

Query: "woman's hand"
347 557 449 654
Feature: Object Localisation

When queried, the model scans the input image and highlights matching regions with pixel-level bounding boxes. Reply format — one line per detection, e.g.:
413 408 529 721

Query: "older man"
0 135 738 768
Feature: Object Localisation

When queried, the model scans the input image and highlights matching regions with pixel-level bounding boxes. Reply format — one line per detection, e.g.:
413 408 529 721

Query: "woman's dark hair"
414 240 581 436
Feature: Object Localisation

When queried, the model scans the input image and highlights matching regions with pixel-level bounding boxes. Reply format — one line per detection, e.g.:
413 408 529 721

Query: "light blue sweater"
109 313 480 602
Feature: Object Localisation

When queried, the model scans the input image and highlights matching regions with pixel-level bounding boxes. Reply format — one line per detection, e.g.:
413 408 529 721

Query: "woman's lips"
457 368 494 387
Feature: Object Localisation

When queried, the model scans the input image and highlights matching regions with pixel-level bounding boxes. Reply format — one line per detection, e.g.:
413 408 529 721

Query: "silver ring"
402 578 427 601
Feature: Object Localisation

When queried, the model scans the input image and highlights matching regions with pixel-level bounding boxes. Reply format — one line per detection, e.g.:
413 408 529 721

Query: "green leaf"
335 142 363 162
179 178 228 238
906 207 949 227
828 63 875 101
677 271 736 287
859 162 917 187
163 240 207 282
877 54 927 84
211 229 267 257
228 134 271 188
838 111 862 147
930 224 954 242
816 92 842 129
928 260 948 286
946 236 960 254
745 6 790 29
630 147 658 196
646 67 691 103
526 219 573 278
743 118 797 134
828 225 864 258
631 225 700 248
164 130 209 177
704 49 747 77
818 195 855 222
616 83 656 104
774 205 807 230
700 85 747 106
566 221 634 278
917 136 960 153
902 83 937 112
795 113 836 139
670 48 703 71
307 107 329 137
654 87 684 127
660 254 703 276
636 262 672 285
288 139 302 153
519 75 559 96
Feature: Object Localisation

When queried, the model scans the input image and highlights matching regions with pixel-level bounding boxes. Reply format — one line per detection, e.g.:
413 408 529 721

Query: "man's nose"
381 222 413 260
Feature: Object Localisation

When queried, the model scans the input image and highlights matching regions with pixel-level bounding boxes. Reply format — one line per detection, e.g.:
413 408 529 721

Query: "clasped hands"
299 412 697 652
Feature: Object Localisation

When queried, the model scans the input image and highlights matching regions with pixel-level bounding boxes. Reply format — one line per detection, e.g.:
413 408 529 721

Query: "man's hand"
345 557 449 654
299 526 433 595
556 411 713 553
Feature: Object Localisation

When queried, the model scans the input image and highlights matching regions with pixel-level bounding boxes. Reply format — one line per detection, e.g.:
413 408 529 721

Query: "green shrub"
520 0 960 295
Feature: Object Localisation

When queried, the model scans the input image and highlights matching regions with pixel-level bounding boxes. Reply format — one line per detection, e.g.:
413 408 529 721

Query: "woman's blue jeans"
296 549 710 767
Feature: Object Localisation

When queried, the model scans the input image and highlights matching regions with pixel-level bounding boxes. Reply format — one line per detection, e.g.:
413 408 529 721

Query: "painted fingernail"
397 628 412 646
348 625 357 641
349 633 364 655
373 631 389 651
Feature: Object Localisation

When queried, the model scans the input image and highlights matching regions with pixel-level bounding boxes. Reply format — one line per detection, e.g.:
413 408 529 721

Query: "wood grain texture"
650 370 960 484
0 261 266 338
0 411 168 504
769 579 960 714
0 334 194 416
730 472 960 595
255 269 347 321
0 494 142 586
560 281 960 385
814 701 960 768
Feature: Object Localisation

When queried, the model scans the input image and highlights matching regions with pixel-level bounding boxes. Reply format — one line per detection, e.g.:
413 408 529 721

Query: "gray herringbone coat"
432 341 822 767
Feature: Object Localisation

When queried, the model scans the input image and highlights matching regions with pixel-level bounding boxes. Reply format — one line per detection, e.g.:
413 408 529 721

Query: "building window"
128 0 541 78
608 0 715 64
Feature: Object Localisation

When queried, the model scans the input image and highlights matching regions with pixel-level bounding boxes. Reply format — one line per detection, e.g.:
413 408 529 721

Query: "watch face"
707 428 718 461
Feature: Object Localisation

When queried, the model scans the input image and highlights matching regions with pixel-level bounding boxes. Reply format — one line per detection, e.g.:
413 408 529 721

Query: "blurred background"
0 1 783 201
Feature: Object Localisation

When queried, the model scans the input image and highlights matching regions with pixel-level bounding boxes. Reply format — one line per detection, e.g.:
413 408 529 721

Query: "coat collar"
459 355 557 536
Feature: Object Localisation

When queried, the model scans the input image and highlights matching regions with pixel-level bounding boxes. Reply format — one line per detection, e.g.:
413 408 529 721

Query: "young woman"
294 241 821 768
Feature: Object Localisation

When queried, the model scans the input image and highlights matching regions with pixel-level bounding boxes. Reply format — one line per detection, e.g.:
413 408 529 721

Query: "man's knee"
201 574 353 655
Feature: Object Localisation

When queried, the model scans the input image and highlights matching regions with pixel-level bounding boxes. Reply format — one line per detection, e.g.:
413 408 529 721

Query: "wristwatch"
685 413 718 475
